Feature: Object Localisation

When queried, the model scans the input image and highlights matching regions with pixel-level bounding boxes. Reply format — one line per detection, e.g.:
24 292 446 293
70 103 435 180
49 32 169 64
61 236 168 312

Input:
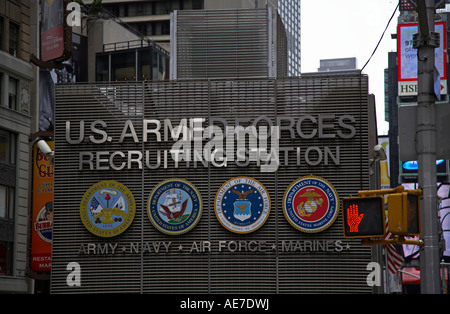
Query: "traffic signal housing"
387 191 421 236
342 196 385 238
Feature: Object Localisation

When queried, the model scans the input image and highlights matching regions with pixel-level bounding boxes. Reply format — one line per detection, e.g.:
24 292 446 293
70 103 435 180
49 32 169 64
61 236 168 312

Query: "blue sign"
403 159 444 171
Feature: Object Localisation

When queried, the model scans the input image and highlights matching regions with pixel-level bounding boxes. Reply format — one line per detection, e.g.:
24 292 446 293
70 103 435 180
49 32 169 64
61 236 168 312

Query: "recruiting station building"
51 73 376 293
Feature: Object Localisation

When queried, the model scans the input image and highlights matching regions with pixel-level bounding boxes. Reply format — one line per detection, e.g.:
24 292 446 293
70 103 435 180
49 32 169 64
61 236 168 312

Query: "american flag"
384 219 404 274
90 197 101 214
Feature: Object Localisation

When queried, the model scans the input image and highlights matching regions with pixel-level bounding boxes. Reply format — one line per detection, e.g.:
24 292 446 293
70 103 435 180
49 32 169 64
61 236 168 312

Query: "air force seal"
80 180 136 237
147 179 202 235
283 176 339 233
215 177 270 234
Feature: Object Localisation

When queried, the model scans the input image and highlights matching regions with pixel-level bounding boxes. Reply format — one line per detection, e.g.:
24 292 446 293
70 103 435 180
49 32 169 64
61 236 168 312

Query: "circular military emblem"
283 176 339 233
215 177 270 234
147 179 202 235
80 181 136 237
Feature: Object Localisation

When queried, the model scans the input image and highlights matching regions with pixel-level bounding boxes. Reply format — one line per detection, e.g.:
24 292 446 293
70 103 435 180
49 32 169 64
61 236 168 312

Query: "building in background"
278 0 301 76
0 0 34 293
318 57 357 72
85 11 170 82
170 7 287 79
87 0 300 77
88 0 205 52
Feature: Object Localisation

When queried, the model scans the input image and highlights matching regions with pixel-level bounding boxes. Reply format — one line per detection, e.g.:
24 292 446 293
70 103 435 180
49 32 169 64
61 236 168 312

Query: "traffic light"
387 191 421 236
342 197 385 238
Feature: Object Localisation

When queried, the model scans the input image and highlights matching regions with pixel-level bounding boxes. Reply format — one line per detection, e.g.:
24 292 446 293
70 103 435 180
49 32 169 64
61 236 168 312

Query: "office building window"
0 185 14 220
0 16 4 52
9 22 19 57
111 52 135 81
0 73 2 106
8 77 17 110
0 129 16 164
0 185 6 218
0 241 13 275
0 128 15 276
96 54 109 81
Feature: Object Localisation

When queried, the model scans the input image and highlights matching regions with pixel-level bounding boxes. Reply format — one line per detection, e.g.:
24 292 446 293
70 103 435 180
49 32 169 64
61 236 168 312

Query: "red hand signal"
346 204 364 232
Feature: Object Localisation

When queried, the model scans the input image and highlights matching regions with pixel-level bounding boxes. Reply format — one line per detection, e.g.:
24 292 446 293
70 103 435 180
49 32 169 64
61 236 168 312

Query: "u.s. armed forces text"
65 115 356 172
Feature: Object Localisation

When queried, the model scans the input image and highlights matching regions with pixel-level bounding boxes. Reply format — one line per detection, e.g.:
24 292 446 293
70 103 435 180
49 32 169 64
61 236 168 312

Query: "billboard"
40 0 72 63
52 75 375 293
40 0 64 62
397 22 447 97
31 141 54 272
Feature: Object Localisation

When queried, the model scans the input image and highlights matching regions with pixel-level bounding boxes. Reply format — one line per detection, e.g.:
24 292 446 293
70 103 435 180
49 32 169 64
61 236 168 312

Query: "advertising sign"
31 141 54 272
40 0 65 62
397 22 447 96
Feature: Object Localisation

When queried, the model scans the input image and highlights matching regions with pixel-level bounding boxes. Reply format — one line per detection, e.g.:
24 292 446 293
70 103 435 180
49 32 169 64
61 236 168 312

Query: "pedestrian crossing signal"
387 192 421 236
342 197 385 238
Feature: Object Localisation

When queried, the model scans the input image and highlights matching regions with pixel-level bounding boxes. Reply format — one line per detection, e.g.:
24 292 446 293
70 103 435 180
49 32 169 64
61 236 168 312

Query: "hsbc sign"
398 80 446 96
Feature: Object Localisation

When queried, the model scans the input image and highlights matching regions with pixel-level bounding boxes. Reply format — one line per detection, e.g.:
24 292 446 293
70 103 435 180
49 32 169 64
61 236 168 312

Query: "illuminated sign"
403 159 444 170
342 197 385 238
401 159 448 177
397 22 447 96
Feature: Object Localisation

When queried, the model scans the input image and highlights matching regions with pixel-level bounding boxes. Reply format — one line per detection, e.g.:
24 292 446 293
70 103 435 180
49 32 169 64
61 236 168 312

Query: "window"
0 185 6 218
0 73 2 106
0 16 4 52
8 77 17 110
0 185 14 219
0 241 13 275
96 54 109 82
0 128 15 277
9 22 19 57
0 129 16 164
111 52 135 81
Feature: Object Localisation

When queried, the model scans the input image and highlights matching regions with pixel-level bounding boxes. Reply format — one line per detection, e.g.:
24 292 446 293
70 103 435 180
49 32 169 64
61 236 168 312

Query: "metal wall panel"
52 74 372 294
171 8 287 79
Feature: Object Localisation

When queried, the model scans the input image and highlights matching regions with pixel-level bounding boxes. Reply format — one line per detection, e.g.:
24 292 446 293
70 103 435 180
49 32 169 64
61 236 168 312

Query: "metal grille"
171 8 287 79
52 74 372 294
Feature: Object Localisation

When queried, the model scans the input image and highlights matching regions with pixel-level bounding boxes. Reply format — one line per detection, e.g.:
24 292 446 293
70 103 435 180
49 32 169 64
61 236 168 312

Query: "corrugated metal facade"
170 8 287 79
52 74 373 293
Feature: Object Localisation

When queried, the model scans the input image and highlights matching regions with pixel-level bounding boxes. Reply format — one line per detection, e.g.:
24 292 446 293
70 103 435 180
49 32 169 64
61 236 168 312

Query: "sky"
301 0 400 135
